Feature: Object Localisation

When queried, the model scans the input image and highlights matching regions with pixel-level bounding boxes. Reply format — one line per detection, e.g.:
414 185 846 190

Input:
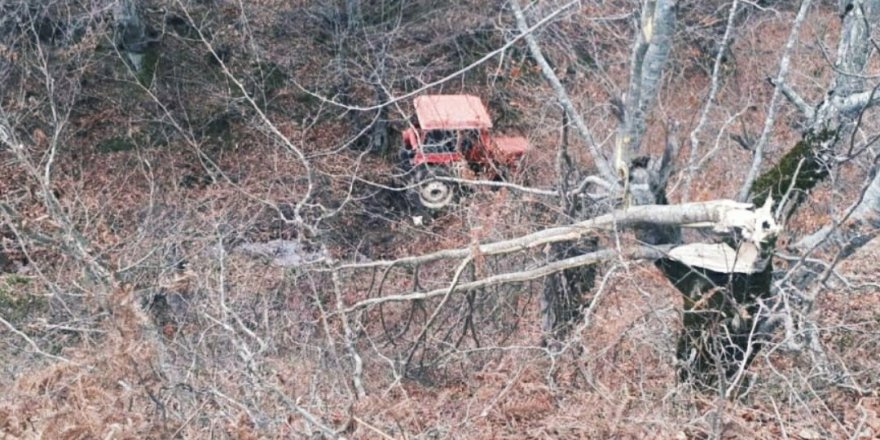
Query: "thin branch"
176 2 316 229
402 257 472 370
0 315 73 364
293 0 584 113
510 0 618 184
775 158 806 220
794 157 880 250
332 271 366 399
737 0 814 201
338 246 670 313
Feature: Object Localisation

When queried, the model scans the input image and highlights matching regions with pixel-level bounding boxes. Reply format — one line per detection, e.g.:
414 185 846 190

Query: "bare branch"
176 2 316 229
337 199 758 270
510 0 618 185
684 0 741 202
339 246 670 313
402 256 473 370
295 0 584 113
773 78 815 120
332 271 366 399
737 0 814 201
0 315 73 364
795 158 880 250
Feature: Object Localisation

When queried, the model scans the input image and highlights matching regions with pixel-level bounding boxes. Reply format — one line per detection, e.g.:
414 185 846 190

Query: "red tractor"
399 94 528 209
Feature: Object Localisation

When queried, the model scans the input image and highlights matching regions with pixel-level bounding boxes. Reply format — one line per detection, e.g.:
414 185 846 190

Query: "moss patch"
136 45 161 88
254 61 287 97
0 275 46 324
97 135 138 153
750 128 836 212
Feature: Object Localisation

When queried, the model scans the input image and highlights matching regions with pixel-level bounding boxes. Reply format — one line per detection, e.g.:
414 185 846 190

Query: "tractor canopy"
414 95 493 130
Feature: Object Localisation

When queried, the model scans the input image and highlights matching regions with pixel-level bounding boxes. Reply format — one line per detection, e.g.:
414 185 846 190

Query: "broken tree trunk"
659 245 773 390
658 128 836 390
624 153 771 390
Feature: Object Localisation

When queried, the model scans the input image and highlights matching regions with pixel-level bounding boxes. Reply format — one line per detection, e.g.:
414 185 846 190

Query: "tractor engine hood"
492 135 528 162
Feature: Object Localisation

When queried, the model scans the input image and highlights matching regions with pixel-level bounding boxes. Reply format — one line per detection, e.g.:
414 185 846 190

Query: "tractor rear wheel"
415 167 455 209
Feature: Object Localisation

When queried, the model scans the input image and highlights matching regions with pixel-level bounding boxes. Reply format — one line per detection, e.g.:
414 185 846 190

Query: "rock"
798 428 823 440
235 239 326 267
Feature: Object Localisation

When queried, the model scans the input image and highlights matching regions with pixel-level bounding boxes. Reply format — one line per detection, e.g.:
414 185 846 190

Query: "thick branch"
773 78 815 120
337 199 757 270
621 0 676 157
832 87 880 116
830 0 880 96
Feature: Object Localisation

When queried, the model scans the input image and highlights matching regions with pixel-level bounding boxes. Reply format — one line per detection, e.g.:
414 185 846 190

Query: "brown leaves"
32 128 47 147
0 43 17 62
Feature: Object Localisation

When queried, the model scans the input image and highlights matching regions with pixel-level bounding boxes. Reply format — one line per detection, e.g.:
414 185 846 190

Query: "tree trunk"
660 255 773 390
540 239 597 342
114 0 157 86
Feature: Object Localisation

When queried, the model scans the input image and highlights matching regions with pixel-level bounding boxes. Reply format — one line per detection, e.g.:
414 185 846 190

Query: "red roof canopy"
414 95 492 130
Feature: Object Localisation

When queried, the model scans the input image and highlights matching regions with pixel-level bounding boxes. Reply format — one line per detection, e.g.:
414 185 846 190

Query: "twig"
403 257 472 371
775 158 806 220
683 0 741 202
0 315 73 364
353 416 397 440
291 0 584 113
510 0 618 184
737 0 814 201
332 270 367 399
339 246 669 313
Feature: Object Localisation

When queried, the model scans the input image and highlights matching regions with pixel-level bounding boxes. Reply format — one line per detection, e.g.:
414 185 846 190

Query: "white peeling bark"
339 199 768 270
830 0 880 97
619 0 677 158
